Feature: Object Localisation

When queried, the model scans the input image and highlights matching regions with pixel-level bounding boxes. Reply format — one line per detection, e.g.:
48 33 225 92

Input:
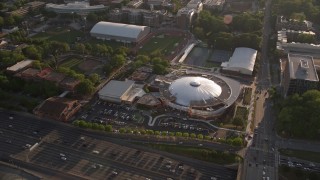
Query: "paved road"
276 138 320 153
279 155 320 173
0 110 237 180
242 0 278 179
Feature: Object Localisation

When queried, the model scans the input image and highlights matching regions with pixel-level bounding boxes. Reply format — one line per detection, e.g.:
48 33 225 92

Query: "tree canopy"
276 0 320 24
277 90 320 139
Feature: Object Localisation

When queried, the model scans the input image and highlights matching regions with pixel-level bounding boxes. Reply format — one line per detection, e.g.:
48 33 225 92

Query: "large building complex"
158 72 241 118
221 47 257 75
90 21 150 43
46 2 106 15
281 53 319 97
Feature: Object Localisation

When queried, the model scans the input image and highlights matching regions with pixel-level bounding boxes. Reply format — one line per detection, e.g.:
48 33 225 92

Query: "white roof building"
46 2 105 15
90 21 150 43
6 60 34 73
98 80 135 103
221 47 257 75
169 76 222 107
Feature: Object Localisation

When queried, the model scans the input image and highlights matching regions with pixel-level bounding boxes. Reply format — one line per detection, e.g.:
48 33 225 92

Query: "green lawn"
279 149 320 163
235 106 248 120
60 58 82 69
32 29 85 44
139 34 183 55
138 143 241 165
243 87 252 105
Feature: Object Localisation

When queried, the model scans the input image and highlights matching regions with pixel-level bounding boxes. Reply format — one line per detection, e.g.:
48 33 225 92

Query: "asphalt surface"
242 0 278 179
279 155 320 173
0 110 238 180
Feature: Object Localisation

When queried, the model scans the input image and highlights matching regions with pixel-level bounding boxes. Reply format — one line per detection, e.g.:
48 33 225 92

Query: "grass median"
136 143 241 165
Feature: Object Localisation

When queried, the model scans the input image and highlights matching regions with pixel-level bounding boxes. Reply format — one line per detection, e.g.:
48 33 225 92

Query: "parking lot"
78 100 219 138
0 112 237 180
79 101 148 130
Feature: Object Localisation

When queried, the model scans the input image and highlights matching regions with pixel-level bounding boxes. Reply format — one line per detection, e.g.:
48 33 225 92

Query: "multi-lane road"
0 110 238 180
242 0 278 179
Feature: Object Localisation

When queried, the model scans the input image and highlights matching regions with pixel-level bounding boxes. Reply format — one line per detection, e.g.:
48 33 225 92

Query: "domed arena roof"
168 76 222 107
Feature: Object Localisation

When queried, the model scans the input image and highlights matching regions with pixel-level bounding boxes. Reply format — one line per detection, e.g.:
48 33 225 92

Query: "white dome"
169 76 222 106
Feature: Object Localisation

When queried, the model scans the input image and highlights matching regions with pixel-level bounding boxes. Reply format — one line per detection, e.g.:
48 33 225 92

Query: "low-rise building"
98 79 145 104
129 71 150 81
98 79 135 103
16 68 40 80
6 60 34 73
137 94 162 108
34 97 81 122
43 72 66 84
60 77 81 91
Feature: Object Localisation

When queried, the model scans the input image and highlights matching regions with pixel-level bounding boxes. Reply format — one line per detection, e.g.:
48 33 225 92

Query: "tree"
277 90 320 139
22 45 41 60
231 137 243 146
176 132 182 137
87 13 98 23
232 117 244 128
75 43 86 55
79 120 87 128
76 79 95 95
197 134 204 139
182 132 189 138
111 54 126 68
296 34 316 43
153 64 167 75
72 120 80 126
119 128 126 133
5 16 15 26
136 55 150 64
103 65 113 76
147 130 154 135
89 73 100 85
105 125 112 132
190 133 196 138
114 46 128 57
155 131 160 135
169 132 175 136
92 123 99 130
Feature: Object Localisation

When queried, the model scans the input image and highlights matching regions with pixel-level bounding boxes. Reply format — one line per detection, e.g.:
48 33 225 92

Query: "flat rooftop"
98 80 135 98
288 53 319 81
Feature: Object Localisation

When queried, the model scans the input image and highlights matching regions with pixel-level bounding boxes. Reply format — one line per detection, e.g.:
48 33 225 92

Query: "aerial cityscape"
0 0 320 179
